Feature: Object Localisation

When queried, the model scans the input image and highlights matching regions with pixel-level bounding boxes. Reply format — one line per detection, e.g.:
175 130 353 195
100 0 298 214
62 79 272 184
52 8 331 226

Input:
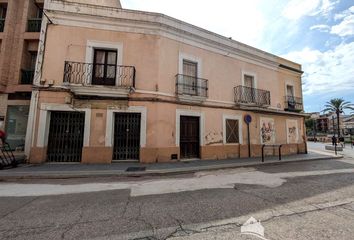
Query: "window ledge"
66 84 132 98
236 102 270 108
177 94 207 103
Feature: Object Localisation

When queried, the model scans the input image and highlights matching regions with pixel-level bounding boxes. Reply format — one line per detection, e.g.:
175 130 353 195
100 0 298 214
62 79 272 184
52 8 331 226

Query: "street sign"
244 115 252 124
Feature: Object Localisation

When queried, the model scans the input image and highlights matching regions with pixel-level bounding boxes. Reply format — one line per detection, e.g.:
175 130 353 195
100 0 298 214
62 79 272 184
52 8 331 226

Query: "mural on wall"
260 117 275 144
287 119 298 144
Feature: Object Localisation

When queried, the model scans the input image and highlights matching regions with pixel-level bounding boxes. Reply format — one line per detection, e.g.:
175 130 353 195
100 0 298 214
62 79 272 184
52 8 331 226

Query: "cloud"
334 6 354 21
282 0 338 20
313 0 339 17
310 24 330 32
331 15 354 37
282 42 354 96
331 6 354 37
282 0 320 20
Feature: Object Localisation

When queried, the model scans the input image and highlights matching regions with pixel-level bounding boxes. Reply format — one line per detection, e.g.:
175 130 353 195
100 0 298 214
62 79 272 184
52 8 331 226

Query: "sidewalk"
0 150 342 180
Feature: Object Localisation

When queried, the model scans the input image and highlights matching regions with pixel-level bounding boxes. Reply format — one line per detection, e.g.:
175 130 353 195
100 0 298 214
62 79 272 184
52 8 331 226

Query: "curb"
0 155 343 180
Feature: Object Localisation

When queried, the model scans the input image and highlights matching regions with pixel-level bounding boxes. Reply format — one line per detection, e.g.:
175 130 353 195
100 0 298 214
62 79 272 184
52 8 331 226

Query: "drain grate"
126 167 146 172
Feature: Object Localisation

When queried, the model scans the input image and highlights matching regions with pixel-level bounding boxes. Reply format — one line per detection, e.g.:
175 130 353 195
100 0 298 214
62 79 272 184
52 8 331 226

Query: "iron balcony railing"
284 96 303 112
0 19 4 32
27 18 42 32
176 74 208 98
20 69 34 84
63 61 136 88
234 85 271 106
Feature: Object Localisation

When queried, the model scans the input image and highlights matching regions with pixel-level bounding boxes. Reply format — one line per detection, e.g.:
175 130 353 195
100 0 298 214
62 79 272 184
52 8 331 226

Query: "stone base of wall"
201 145 239 160
29 147 47 164
140 147 180 163
28 143 307 164
82 147 113 164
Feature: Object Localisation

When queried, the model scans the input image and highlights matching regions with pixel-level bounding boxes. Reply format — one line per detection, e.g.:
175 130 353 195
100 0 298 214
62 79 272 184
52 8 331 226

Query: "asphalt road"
0 158 354 240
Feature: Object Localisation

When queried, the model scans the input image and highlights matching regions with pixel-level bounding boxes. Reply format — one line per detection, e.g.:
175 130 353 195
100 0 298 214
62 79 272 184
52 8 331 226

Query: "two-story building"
25 0 306 164
0 0 43 150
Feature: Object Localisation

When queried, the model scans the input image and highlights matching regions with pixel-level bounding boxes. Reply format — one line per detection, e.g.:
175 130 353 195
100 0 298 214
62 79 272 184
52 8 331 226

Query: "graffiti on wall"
287 119 298 144
260 117 275 144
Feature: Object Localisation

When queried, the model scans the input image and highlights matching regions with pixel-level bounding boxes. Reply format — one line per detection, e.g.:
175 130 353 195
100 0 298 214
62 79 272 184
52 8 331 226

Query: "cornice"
46 0 302 73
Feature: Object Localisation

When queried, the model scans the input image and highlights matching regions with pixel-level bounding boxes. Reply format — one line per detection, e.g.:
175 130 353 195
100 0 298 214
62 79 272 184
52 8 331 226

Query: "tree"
323 98 354 138
305 118 315 135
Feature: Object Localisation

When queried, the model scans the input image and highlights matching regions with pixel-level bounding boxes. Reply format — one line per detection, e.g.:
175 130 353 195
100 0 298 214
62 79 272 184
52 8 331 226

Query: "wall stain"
205 132 223 145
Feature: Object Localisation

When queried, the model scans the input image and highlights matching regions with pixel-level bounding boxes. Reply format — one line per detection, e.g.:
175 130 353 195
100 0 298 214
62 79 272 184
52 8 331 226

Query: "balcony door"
286 85 296 109
244 74 256 103
287 85 294 98
92 49 117 86
183 60 198 95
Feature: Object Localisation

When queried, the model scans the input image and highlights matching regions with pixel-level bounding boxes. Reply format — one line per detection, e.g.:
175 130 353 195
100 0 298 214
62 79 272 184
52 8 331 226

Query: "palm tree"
323 98 354 138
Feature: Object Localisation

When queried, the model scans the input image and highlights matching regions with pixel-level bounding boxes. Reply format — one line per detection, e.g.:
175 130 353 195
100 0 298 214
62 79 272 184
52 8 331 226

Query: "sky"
121 0 354 113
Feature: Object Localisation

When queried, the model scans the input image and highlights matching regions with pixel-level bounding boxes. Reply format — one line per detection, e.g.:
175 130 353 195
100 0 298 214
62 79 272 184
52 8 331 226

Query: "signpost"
244 115 252 158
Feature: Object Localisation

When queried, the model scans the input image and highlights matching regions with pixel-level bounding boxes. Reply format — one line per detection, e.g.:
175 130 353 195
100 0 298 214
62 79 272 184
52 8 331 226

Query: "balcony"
20 70 34 85
27 19 42 32
0 19 4 32
176 74 208 102
234 85 270 107
284 96 303 112
63 61 136 98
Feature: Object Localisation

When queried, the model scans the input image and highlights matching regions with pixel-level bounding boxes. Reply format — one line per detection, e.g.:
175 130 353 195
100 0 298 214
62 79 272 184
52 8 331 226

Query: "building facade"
0 0 43 150
26 0 307 164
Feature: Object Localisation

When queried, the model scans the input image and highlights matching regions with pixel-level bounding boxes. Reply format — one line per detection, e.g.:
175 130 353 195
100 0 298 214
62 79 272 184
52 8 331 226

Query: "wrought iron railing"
234 85 270 106
284 96 303 112
20 69 34 84
0 19 4 32
176 74 208 97
63 61 136 88
27 18 42 32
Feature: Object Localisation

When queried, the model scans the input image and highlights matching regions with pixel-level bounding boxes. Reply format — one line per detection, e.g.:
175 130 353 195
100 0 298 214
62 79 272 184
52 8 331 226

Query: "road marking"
0 168 353 197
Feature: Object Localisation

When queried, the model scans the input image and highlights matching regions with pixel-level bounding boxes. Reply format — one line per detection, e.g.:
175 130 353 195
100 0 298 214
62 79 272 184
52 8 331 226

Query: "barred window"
226 119 239 144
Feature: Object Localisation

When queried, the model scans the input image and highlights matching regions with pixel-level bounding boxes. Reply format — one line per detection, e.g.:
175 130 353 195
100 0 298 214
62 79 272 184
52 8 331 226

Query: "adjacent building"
0 0 43 149
25 0 307 164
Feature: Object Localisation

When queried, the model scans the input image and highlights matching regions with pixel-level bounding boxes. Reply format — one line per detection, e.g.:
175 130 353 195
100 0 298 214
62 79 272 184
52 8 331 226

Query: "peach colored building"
0 0 43 150
25 0 307 164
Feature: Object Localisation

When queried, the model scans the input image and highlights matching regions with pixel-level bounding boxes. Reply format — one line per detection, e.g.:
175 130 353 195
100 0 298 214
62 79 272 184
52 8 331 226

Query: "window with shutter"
92 49 117 86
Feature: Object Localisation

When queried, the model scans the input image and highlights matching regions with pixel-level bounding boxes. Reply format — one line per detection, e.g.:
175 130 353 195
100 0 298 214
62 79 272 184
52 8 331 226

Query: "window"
225 119 239 144
286 85 294 97
36 7 43 19
92 49 117 86
183 60 197 77
30 52 37 70
0 4 7 19
182 60 198 95
244 75 254 88
243 74 256 103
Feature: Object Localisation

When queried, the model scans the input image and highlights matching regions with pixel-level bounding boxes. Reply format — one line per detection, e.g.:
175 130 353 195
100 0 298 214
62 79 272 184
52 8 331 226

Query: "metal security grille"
180 116 200 159
226 119 239 143
113 113 141 161
47 111 85 162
